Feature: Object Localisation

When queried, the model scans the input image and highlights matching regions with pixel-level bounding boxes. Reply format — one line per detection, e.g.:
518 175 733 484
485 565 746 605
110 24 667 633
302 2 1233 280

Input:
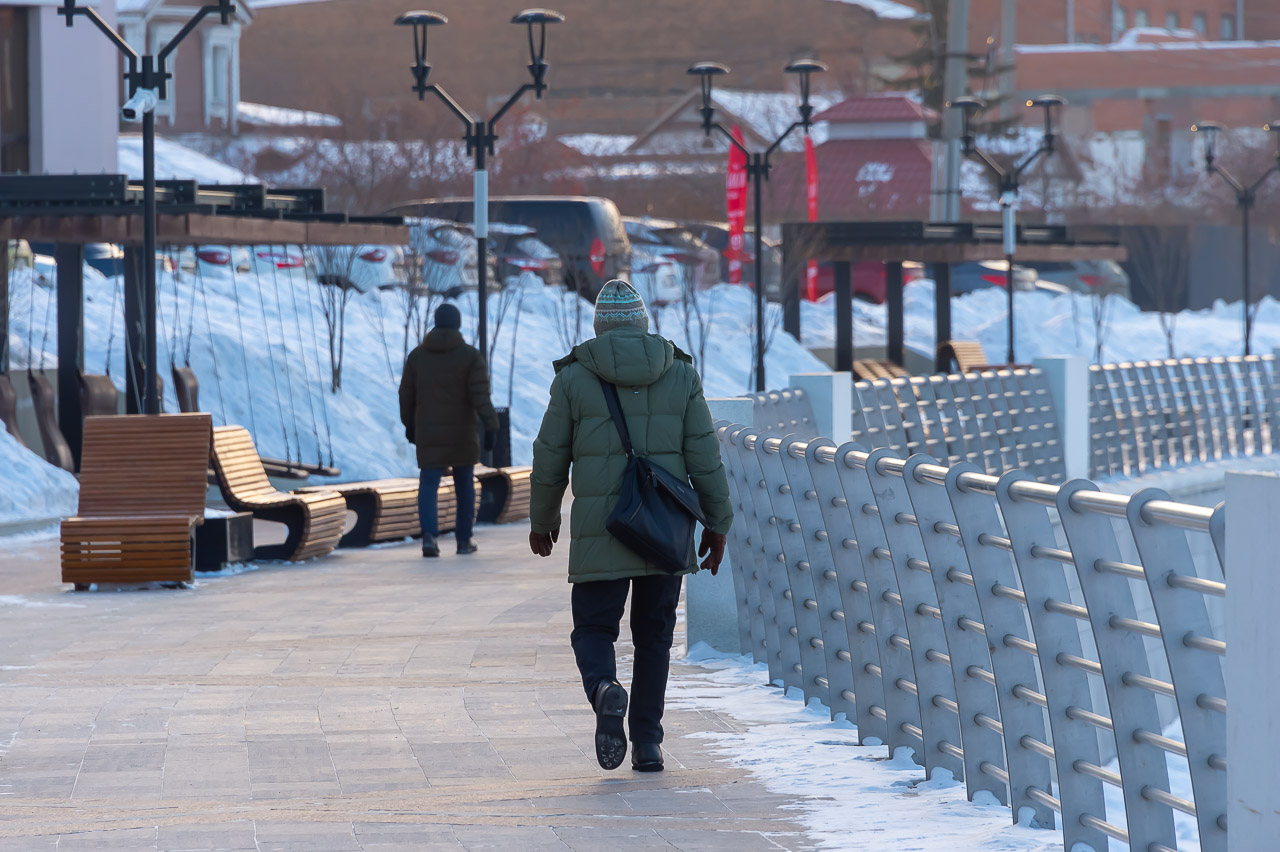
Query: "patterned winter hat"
592 279 649 334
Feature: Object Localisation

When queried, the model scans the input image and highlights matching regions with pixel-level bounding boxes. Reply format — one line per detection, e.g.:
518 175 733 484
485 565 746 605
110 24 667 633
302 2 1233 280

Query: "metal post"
0 244 8 374
834 260 852 373
934 263 952 371
55 243 85 469
475 124 489 374
1005 254 1015 364
781 236 800 339
940 0 970 221
1242 200 1251 357
143 99 159 415
753 155 766 392
886 261 904 367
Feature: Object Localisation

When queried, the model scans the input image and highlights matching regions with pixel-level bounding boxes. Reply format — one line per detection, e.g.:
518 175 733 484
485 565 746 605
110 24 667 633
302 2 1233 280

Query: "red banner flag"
726 126 748 285
805 134 820 301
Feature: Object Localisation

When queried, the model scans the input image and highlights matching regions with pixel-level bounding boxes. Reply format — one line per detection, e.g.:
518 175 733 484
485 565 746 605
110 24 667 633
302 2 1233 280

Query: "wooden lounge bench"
476 465 533 524
80 373 120 418
27 371 75 472
853 359 909 381
297 472 483 548
938 340 991 374
61 413 212 589
0 373 23 446
209 425 347 561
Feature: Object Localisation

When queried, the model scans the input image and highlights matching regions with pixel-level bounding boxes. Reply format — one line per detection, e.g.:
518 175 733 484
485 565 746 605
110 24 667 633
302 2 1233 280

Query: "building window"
211 45 229 106
1192 13 1207 35
149 25 180 123
1221 14 1235 40
0 7 31 173
1134 9 1149 28
1112 6 1126 37
1165 11 1178 29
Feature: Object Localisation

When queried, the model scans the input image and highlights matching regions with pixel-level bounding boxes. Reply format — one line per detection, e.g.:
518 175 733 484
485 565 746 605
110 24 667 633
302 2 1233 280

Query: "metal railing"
717 422 1227 852
1089 355 1280 480
752 388 818 437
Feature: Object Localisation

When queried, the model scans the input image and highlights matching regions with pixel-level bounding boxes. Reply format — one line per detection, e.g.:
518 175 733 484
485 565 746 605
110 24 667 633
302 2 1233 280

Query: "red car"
810 260 925 303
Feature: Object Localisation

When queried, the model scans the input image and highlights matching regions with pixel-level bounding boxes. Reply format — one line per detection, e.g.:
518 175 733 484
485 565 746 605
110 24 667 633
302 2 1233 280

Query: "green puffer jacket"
529 326 734 583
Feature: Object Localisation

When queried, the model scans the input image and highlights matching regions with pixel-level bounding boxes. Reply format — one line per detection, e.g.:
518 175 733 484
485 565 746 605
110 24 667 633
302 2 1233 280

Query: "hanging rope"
365 286 397 386
265 245 303 464
195 259 227 426
227 254 259 441
168 245 181 368
301 262 335 468
249 247 293 463
155 250 175 376
181 250 198 367
37 269 54 373
281 249 324 467
104 253 122 380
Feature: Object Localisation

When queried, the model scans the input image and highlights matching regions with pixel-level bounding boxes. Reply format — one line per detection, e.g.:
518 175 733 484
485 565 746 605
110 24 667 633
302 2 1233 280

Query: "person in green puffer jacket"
528 279 733 774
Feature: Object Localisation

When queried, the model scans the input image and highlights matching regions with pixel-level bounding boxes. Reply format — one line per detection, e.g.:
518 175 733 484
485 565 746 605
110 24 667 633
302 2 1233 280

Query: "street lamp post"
1192 121 1280 357
394 8 564 371
948 94 1066 365
687 59 827 393
58 0 236 416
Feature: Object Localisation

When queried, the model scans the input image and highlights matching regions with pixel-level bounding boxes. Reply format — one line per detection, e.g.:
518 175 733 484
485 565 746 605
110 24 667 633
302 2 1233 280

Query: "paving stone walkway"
0 520 815 851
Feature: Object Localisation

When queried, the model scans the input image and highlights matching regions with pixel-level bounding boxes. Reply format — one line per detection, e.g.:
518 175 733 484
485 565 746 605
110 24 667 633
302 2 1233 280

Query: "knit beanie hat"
434 303 462 330
592 279 649 335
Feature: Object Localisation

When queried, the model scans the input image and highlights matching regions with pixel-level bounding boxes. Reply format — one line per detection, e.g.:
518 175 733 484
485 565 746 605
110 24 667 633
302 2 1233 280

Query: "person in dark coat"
400 303 499 557
528 279 733 773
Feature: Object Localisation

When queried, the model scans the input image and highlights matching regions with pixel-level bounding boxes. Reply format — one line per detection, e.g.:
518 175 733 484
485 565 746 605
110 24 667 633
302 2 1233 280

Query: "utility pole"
939 0 970 221
998 0 1016 122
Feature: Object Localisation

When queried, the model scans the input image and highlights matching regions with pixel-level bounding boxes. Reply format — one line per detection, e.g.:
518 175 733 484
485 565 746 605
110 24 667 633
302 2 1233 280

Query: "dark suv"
386 196 630 299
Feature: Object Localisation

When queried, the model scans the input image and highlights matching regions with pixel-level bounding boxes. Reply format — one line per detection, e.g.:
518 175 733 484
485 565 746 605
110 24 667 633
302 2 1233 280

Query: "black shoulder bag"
599 378 708 573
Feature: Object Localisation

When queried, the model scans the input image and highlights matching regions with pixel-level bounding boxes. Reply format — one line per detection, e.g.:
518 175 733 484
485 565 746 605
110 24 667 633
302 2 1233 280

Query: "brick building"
967 0 1279 48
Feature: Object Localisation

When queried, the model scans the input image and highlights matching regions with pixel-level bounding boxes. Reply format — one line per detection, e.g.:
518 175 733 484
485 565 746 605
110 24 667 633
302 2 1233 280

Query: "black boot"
631 742 664 772
591 681 628 770
421 534 439 558
456 538 479 555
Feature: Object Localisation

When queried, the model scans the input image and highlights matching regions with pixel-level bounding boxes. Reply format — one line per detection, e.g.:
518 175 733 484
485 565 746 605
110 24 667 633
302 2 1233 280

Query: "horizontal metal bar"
907 557 931 573
841 689 857 703
1057 653 1103 676
1109 614 1162 638
815 675 829 688
836 650 852 662
939 740 965 761
968 665 998 687
975 713 1004 735
1183 632 1226 656
992 584 1027 604
1095 558 1146 580
1122 671 1176 697
980 761 1011 784
1003 635 1039 656
1079 813 1129 843
1026 787 1062 813
1030 544 1073 565
1065 705 1113 732
884 591 903 606
958 616 986 635
858 621 877 635
978 533 1014 552
1198 694 1227 714
933 695 960 714
866 663 883 678
901 722 925 740
869 704 888 720
896 678 918 696
925 648 951 666
1208 753 1227 771
852 579 870 593
1133 728 1187 757
1167 572 1226 597
1044 598 1089 620
1012 683 1049 707
946 568 975 586
1020 735 1056 761
918 603 943 620
1142 785 1198 816
1074 759 1122 788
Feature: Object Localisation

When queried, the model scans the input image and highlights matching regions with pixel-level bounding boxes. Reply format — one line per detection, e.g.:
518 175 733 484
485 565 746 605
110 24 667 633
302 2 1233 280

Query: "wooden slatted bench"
853 359 909 381
938 340 991 374
209 425 347 561
297 472 483 548
476 465 533 524
61 413 212 589
0 373 22 446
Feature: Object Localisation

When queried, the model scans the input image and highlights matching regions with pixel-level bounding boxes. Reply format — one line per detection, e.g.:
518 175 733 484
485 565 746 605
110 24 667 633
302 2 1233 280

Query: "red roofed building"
769 93 937 222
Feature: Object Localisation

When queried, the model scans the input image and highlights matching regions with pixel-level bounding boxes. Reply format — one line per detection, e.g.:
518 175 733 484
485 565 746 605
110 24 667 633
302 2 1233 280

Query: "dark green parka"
529 326 734 583
399 328 499 468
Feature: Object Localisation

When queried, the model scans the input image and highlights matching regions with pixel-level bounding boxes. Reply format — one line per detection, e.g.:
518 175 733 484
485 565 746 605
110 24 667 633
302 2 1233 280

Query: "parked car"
812 261 926 303
622 219 684 305
676 221 784 299
306 245 407 294
625 218 719 290
408 218 482 296
30 242 127 277
386 196 631 299
949 260 1041 295
489 223 563 289
1023 259 1132 300
176 245 252 278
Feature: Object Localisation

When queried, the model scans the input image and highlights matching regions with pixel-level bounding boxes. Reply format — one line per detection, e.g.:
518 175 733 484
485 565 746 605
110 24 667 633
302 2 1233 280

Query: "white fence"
718 423 1228 851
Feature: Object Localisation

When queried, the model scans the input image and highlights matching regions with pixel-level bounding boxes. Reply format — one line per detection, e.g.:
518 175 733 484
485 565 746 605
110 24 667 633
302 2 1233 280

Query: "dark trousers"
570 574 682 744
419 465 474 541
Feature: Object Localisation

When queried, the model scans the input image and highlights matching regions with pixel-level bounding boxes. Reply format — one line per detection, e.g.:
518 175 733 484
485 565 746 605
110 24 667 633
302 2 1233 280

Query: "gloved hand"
698 529 727 576
529 527 560 557
483 429 498 452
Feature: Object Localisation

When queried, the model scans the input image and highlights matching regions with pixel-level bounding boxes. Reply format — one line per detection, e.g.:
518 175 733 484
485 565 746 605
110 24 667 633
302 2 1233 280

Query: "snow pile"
0 429 78 527
237 101 342 129
118 135 259 184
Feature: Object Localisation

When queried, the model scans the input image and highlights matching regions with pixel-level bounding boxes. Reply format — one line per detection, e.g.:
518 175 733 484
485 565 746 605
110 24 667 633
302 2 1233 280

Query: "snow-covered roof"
238 101 341 128
824 0 924 21
118 135 259 184
1018 36 1280 54
118 0 255 18
557 134 637 157
708 89 842 151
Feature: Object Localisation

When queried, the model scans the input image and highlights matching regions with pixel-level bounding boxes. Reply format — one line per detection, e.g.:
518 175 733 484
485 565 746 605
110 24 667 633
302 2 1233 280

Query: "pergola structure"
780 221 1128 372
0 174 410 467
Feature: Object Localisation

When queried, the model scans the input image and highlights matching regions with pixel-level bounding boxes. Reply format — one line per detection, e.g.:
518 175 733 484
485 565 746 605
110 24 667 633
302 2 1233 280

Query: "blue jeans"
419 466 475 541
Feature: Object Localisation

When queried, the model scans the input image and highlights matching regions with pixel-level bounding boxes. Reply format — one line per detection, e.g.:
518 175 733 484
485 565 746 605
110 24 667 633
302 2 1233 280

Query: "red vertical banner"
805 134 820 301
726 126 748 285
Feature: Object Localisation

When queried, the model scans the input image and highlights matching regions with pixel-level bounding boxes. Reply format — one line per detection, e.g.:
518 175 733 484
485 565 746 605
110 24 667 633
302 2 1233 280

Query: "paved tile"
0 521 815 850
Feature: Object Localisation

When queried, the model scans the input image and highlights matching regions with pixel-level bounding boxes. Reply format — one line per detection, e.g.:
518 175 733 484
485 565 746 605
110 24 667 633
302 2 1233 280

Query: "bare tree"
677 265 715 371
1125 225 1191 359
306 246 358 391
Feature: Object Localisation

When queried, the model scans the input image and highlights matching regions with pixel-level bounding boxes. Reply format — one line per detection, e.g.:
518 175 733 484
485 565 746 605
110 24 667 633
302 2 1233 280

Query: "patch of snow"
0 596 85 609
118 135 259 184
237 101 342 128
711 89 842 152
824 0 923 21
0 412 78 528
556 133 637 157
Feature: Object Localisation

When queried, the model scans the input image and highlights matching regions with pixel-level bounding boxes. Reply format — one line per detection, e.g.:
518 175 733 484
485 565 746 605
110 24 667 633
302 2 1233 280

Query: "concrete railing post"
1226 471 1280 852
687 396 754 655
790 372 853 442
1033 355 1089 480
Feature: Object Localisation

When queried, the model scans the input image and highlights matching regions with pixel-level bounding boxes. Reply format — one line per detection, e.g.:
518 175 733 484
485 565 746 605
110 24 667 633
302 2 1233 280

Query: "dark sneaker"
631 742 664 772
422 534 439 558
592 681 628 770
456 539 479 555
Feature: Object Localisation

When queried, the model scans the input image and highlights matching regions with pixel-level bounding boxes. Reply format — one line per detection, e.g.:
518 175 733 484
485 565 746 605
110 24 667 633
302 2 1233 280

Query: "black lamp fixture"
56 0 237 416
1192 120 1280 356
686 56 828 391
393 8 563 400
945 93 1067 365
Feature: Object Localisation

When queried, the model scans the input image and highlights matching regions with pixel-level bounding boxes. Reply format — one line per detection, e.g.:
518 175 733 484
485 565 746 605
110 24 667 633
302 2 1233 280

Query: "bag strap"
598 377 635 458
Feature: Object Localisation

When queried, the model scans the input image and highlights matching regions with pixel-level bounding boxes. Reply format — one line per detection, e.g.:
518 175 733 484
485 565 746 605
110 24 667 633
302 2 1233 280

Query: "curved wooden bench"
27 371 75 472
938 340 990 374
0 373 23 447
80 373 120 419
853 359 909 381
476 465 533 524
209 425 346 561
296 472 482 548
61 413 212 588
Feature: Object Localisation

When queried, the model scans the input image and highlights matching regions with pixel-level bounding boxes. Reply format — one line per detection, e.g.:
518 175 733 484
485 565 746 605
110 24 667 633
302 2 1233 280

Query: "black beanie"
434 303 462 330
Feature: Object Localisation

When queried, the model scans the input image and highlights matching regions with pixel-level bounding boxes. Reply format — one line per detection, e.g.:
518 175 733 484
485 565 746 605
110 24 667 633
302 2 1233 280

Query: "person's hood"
424 327 464 352
553 326 691 387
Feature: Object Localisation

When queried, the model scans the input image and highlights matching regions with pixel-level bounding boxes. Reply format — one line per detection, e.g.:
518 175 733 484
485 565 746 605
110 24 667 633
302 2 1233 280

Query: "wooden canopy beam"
0 214 410 247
